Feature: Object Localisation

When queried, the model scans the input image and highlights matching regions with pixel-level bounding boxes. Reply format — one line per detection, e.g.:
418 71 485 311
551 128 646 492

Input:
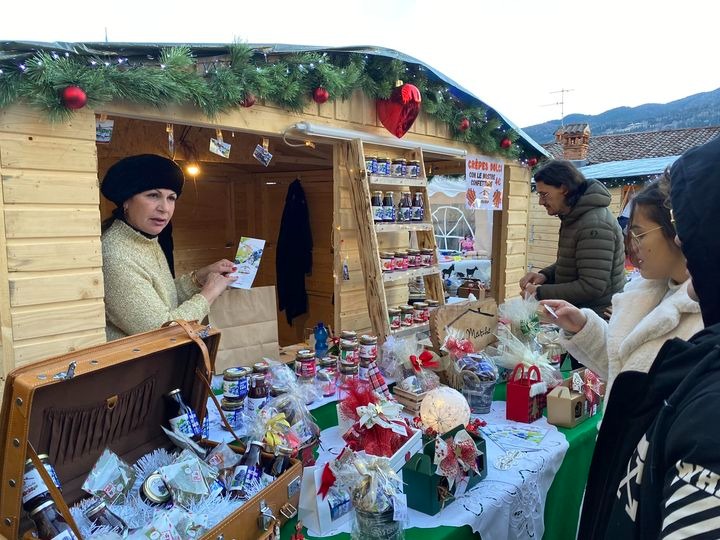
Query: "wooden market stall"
0 42 545 390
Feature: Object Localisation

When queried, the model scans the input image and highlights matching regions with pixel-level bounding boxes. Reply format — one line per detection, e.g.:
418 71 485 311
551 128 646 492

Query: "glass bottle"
412 192 425 221
269 445 294 477
27 500 78 540
314 322 329 358
371 190 384 223
398 189 412 222
84 499 129 535
166 388 202 441
382 191 395 222
246 374 268 413
231 440 264 498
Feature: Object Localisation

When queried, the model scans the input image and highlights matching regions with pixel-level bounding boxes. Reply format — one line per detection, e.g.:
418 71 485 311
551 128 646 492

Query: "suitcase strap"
167 320 242 442
26 442 83 539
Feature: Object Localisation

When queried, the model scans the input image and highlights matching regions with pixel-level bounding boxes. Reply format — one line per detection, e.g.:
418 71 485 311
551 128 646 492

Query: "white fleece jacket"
561 277 702 401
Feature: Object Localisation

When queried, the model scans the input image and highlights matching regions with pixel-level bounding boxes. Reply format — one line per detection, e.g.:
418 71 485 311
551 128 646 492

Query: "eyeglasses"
629 225 663 251
537 192 549 201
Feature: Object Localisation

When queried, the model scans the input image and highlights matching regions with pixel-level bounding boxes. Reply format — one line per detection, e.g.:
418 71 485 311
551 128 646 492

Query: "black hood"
670 135 720 326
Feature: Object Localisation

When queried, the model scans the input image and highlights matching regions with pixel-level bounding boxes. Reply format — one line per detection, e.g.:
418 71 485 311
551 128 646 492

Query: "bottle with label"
314 322 329 358
166 388 202 441
398 189 412 222
246 374 268 413
268 445 294 477
371 191 384 223
231 440 264 498
411 192 425 221
27 500 78 540
22 455 61 512
382 191 395 222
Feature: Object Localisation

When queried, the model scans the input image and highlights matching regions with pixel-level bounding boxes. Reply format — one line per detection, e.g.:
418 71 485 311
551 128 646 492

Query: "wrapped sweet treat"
408 351 440 392
158 458 209 508
127 510 183 540
498 297 542 352
378 335 417 381
494 329 564 389
205 442 242 472
82 449 137 504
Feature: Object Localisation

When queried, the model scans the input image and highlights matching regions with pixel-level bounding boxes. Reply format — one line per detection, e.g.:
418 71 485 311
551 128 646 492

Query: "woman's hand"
200 272 236 303
539 299 587 334
195 259 236 285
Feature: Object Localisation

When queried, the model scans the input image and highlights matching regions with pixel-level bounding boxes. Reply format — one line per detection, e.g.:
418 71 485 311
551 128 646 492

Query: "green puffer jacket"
537 179 625 314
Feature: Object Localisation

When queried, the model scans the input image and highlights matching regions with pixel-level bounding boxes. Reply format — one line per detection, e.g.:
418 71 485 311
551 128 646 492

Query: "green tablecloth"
282 381 599 540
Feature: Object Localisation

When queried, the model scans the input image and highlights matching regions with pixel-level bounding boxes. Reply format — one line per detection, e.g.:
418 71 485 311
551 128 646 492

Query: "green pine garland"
0 44 533 160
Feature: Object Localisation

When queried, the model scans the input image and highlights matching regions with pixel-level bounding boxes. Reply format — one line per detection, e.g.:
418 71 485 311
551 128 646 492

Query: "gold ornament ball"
420 386 470 435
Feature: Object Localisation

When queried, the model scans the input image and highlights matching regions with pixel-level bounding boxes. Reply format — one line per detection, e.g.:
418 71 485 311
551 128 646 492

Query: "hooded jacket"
578 135 720 539
536 179 626 314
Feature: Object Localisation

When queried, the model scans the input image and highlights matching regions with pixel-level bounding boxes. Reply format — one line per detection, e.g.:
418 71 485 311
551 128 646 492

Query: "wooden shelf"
374 222 433 233
368 175 427 187
390 322 430 337
382 265 440 283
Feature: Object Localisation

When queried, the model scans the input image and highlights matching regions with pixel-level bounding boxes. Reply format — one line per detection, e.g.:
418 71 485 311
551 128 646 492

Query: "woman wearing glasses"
540 173 702 401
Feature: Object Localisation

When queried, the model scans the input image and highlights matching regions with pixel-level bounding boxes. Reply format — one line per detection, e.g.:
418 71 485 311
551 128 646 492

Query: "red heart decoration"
376 83 422 138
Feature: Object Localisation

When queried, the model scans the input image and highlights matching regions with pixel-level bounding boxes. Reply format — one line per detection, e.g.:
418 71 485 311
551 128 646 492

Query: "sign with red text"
465 155 505 210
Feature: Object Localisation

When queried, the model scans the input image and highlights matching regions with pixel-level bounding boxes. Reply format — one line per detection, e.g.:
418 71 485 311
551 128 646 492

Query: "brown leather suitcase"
0 320 302 539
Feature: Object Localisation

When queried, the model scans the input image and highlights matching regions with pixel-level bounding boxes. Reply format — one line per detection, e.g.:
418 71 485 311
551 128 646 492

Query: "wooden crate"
392 386 427 414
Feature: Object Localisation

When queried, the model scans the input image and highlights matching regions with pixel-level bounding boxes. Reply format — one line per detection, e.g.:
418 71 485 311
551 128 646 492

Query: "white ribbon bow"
356 400 405 434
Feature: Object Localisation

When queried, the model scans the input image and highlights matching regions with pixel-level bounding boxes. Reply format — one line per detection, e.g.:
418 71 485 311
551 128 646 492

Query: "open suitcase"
0 320 302 539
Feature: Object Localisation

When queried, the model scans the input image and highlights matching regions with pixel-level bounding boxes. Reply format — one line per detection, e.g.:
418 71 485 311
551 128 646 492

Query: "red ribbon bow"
317 462 337 499
410 350 440 372
445 337 475 359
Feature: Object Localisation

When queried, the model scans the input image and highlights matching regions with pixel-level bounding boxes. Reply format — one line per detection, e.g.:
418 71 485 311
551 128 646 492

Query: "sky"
2 0 718 128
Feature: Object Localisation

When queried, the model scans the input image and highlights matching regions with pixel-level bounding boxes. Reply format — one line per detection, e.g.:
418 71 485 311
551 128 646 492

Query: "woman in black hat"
100 154 236 340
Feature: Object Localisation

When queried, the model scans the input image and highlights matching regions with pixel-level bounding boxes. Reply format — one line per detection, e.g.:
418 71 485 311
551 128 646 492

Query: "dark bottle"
268 445 293 477
166 388 203 441
28 500 78 540
84 499 129 535
246 374 268 413
371 191 384 223
398 189 412 222
411 192 425 221
382 191 396 222
230 440 264 498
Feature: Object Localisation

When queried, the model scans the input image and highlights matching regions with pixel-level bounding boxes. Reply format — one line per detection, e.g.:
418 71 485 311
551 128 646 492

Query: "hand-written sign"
430 298 499 352
465 155 505 211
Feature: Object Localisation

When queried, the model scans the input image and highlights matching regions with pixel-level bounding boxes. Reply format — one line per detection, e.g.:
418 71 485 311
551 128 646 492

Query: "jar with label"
358 335 378 360
413 302 427 323
295 349 317 378
395 251 409 271
358 357 372 380
223 367 251 400
84 499 129 534
377 157 391 176
401 305 415 326
422 303 431 321
268 445 294 477
390 158 407 176
140 472 171 505
316 357 338 397
388 307 402 329
380 251 395 273
398 189 412 222
22 460 53 512
28 500 78 540
371 191 384 223
340 339 359 363
340 330 358 343
246 374 268 413
411 192 425 221
365 155 377 175
221 397 245 430
253 361 269 376
407 249 420 268
382 191 395 222
420 249 434 267
408 160 421 178
337 360 359 398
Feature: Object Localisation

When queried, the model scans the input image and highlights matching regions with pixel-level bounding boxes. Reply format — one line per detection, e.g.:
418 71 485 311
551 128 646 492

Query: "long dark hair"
629 171 676 242
533 160 588 207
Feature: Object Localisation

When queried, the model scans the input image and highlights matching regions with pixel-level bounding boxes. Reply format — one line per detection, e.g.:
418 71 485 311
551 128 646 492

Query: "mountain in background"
522 87 720 144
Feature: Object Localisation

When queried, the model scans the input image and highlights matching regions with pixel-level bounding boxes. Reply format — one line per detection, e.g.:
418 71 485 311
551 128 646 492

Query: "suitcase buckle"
258 499 276 531
280 502 297 520
53 361 77 380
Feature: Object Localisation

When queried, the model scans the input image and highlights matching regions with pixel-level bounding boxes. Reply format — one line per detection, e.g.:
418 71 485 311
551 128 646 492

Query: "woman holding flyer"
101 154 236 340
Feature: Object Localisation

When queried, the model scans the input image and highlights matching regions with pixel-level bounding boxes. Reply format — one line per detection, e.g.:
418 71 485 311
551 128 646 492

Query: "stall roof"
0 41 548 158
577 155 679 180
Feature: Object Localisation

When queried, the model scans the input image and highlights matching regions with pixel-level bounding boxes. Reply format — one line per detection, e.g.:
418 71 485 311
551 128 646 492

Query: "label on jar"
372 203 384 221
223 377 248 399
398 206 412 221
359 343 377 359
365 159 377 174
423 307 430 321
50 531 77 540
402 312 414 325
21 467 48 503
390 162 404 176
295 359 317 378
382 204 395 222
390 314 401 328
169 412 201 438
411 205 423 221
381 258 394 272
421 253 432 267
245 396 266 413
358 364 369 380
221 407 243 430
413 309 424 322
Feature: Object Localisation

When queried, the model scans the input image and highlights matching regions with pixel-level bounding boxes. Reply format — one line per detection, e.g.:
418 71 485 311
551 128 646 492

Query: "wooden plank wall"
0 106 106 387
527 186 623 272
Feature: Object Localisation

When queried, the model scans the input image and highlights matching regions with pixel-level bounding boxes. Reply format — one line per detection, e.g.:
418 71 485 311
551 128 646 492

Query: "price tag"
392 493 408 523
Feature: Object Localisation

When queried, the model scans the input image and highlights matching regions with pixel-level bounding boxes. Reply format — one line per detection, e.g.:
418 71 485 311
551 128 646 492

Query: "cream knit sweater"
102 220 210 341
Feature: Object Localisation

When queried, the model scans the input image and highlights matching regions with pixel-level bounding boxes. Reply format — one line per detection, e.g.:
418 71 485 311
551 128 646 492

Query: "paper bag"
208 286 279 372
298 465 353 535
429 297 498 351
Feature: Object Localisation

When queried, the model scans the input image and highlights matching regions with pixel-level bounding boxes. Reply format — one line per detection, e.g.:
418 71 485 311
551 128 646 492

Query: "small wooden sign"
429 298 498 352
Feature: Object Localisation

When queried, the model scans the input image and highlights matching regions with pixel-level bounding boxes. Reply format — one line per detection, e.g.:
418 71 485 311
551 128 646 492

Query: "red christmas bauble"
240 93 256 108
313 87 330 104
500 137 512 149
528 157 538 167
61 86 87 110
458 118 470 132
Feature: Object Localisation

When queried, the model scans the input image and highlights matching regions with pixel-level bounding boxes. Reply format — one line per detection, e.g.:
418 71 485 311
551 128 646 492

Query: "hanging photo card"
95 119 114 143
209 137 231 158
465 155 505 210
229 237 266 289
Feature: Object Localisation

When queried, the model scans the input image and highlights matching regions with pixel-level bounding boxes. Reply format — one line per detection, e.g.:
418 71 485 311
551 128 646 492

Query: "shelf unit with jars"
341 140 445 343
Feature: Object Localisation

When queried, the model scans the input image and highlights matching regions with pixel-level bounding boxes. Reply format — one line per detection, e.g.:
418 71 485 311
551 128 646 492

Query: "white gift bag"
298 465 354 535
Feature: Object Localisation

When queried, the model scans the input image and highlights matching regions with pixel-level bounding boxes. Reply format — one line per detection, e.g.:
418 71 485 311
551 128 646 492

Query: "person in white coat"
539 173 702 401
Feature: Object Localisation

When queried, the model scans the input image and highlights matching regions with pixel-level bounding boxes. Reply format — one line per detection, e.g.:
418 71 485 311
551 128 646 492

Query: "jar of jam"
295 349 317 378
337 360 359 398
340 330 358 343
391 158 407 177
84 498 129 534
380 251 395 273
365 155 377 175
371 190 384 223
411 192 425 221
413 302 427 323
420 249 434 267
246 374 268 413
359 335 378 359
340 339 359 363
408 160 421 178
388 308 402 329
398 189 412 222
377 157 391 176
27 500 78 540
223 367 251 399
382 191 395 222
141 472 171 505
401 305 414 326
316 357 338 397
422 303 431 321
221 397 245 430
407 249 420 268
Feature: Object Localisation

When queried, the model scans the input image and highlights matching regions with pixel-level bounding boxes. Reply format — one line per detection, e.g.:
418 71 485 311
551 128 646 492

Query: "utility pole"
542 88 574 126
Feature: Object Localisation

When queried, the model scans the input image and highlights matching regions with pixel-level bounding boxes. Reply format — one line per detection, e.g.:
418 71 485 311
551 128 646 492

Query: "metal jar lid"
84 498 107 520
380 251 395 258
359 335 377 345
28 499 55 517
319 356 336 368
253 361 269 373
388 307 401 315
296 349 316 361
340 339 358 350
401 305 414 313
413 302 428 309
340 330 357 340
427 300 440 307
223 367 251 380
142 473 170 504
221 397 245 410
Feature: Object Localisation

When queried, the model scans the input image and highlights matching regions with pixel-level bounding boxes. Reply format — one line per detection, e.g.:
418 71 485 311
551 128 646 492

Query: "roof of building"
543 125 720 164
578 155 680 180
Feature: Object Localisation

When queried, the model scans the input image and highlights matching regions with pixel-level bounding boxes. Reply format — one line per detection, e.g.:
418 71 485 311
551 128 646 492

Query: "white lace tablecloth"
307 401 568 540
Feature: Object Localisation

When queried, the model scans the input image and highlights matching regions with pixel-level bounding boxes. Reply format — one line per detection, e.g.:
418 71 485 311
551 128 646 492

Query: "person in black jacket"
578 135 720 539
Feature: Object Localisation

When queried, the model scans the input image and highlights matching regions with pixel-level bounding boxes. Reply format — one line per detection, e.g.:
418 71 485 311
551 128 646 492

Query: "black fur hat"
101 154 184 206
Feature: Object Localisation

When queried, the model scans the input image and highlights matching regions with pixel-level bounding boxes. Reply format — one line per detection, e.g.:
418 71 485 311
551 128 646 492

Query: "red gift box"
506 364 548 423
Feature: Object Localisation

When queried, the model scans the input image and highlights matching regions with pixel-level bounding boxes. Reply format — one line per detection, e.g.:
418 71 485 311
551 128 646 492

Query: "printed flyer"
465 155 505 210
229 237 265 289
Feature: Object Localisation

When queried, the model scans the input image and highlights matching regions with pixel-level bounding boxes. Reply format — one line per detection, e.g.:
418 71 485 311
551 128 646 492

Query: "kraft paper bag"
208 286 280 372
